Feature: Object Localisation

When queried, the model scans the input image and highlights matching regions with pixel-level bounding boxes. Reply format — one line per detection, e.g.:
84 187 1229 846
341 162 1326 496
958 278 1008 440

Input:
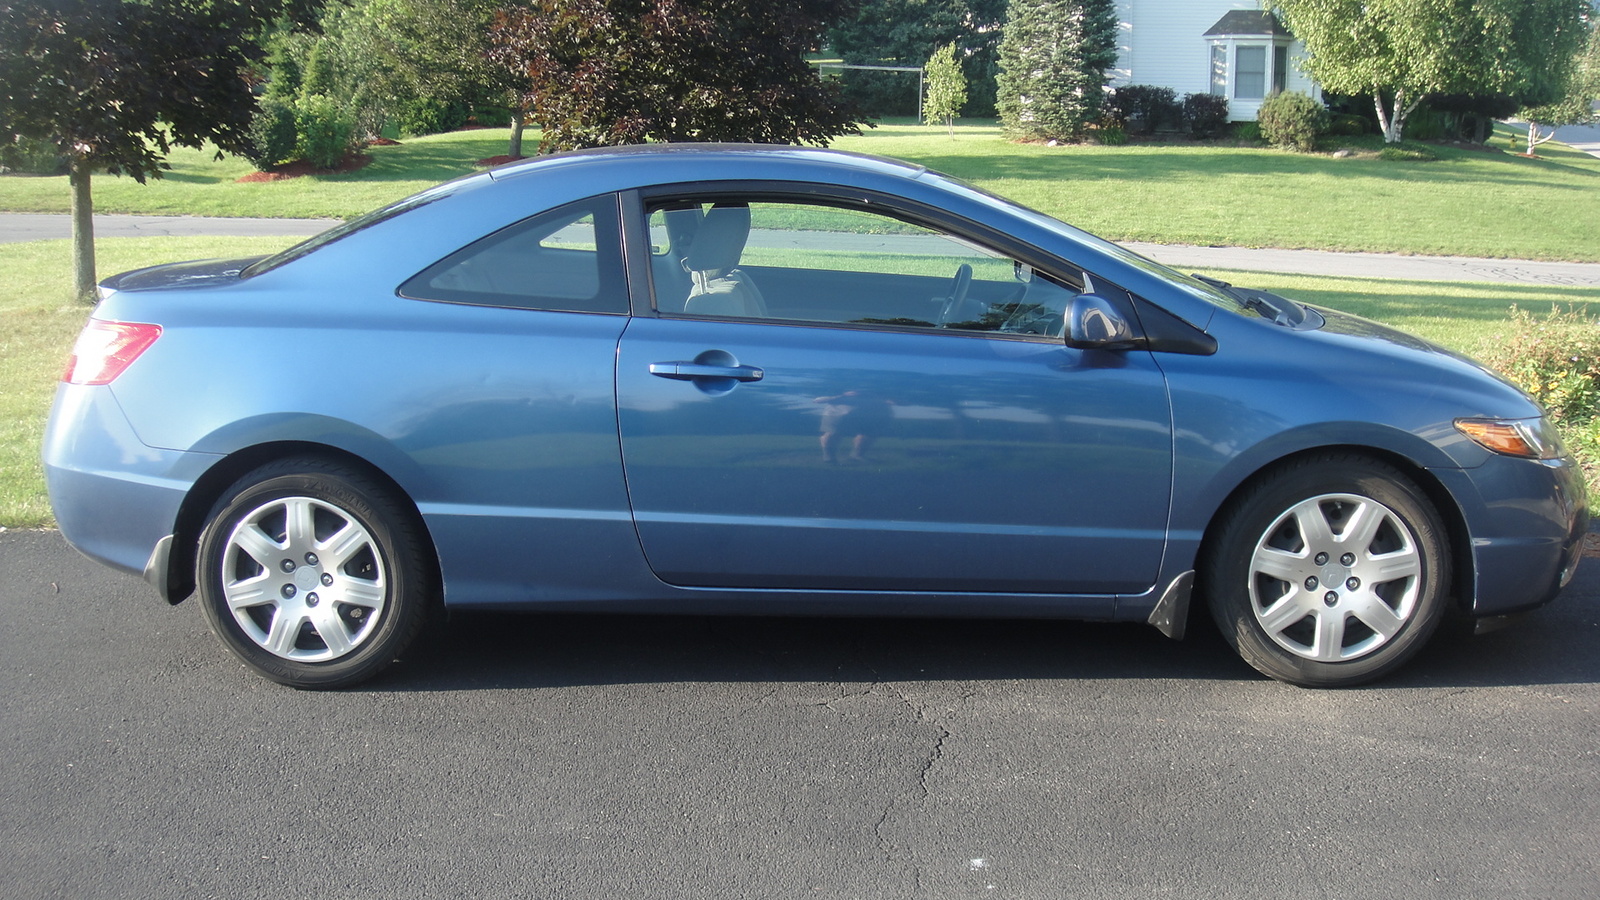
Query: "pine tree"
996 0 1118 142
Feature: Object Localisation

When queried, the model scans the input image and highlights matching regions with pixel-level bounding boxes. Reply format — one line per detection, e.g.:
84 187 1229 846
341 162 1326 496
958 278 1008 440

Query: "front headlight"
1454 417 1568 460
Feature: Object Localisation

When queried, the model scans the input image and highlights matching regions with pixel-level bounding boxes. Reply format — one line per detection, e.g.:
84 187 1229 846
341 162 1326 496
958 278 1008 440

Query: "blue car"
44 145 1589 688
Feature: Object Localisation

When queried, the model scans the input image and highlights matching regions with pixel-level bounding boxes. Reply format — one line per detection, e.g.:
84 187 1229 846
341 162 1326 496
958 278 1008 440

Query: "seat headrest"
684 204 751 273
661 206 703 256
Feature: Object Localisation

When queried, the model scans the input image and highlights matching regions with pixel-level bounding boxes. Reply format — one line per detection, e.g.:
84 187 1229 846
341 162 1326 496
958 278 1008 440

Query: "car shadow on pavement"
380 610 1255 691
369 566 1600 692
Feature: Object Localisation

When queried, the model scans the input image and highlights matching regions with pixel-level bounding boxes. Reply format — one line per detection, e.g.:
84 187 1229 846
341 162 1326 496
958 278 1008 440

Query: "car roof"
484 143 933 186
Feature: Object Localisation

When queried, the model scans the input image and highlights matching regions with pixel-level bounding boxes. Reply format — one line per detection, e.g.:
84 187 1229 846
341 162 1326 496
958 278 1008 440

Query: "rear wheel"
197 458 434 688
1203 455 1450 687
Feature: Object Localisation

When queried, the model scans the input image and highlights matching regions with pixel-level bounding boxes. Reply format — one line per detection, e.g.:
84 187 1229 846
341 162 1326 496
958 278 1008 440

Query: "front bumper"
1432 451 1589 617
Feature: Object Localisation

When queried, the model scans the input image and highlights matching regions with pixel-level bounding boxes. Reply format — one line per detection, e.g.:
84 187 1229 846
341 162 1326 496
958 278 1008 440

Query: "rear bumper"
42 384 216 585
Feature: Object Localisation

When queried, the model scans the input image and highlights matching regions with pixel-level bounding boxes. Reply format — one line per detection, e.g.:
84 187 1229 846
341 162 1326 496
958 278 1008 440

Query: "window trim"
1206 36 1294 104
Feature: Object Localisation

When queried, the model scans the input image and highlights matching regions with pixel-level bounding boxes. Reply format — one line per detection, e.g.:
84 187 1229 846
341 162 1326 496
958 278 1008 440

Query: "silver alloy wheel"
1247 492 1423 662
220 495 388 662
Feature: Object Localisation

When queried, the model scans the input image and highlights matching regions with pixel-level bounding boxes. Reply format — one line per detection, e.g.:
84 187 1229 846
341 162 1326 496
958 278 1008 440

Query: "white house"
1110 1 1320 121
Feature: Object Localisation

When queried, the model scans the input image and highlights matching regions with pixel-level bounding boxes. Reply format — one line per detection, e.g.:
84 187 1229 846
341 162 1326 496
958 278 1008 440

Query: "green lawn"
1197 268 1600 353
835 121 1600 262
0 131 513 220
2 121 1598 260
2 235 1596 527
0 236 301 527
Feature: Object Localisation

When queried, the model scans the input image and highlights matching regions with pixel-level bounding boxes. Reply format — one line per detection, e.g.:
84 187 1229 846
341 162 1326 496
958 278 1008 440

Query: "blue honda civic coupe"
44 145 1589 688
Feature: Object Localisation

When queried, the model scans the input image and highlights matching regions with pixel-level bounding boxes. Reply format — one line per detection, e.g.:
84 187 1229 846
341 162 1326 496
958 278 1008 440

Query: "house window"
1235 46 1267 100
1203 11 1297 107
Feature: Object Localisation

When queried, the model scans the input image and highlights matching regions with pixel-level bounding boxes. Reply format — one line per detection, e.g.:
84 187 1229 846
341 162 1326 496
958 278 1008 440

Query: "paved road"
1553 121 1600 157
2 529 1597 899
5 212 1600 287
0 212 338 243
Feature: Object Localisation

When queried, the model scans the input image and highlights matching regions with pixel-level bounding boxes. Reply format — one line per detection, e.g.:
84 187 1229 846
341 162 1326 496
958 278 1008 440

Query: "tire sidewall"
197 461 428 689
1204 456 1450 687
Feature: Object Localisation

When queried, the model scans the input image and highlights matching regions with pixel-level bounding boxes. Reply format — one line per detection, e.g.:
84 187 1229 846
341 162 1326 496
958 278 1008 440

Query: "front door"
615 195 1173 595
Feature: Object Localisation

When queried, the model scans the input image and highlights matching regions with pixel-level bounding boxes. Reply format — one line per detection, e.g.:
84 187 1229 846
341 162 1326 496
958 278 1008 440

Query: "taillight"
62 320 162 385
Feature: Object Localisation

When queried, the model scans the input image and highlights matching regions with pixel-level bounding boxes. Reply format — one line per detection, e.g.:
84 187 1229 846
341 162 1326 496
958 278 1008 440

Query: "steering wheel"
936 263 973 325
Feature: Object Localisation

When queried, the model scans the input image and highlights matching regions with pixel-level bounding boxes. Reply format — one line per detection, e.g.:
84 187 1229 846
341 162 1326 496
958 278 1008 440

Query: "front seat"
683 204 768 318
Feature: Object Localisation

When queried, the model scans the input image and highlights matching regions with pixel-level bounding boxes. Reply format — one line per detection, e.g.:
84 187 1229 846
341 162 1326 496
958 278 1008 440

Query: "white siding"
1110 0 1319 121
1286 44 1318 97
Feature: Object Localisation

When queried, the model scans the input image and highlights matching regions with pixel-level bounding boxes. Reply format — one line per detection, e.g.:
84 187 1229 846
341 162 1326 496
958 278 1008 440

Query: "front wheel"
1203 455 1450 687
196 458 435 688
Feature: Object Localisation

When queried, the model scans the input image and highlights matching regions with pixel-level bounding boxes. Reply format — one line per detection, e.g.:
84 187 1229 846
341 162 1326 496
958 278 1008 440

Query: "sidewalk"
0 213 337 243
1123 242 1600 287
4 212 1600 287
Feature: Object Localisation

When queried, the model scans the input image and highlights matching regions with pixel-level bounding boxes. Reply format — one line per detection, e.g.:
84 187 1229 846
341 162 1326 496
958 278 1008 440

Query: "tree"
489 0 865 154
319 0 509 136
828 0 1007 116
923 42 969 135
996 0 1118 142
245 0 518 166
1521 20 1599 154
1271 0 1593 144
0 0 315 299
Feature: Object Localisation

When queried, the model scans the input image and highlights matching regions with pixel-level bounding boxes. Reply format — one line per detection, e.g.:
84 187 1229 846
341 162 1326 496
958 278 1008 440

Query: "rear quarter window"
399 195 628 314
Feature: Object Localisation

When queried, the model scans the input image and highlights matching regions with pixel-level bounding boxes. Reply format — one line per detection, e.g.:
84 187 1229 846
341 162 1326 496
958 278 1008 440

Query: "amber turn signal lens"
1454 418 1552 459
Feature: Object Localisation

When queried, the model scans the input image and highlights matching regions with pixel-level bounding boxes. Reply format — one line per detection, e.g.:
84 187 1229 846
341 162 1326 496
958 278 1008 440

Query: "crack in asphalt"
854 665 974 896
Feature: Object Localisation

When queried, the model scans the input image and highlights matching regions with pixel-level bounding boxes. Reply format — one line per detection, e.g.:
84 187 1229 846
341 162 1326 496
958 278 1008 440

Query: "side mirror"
1065 294 1142 350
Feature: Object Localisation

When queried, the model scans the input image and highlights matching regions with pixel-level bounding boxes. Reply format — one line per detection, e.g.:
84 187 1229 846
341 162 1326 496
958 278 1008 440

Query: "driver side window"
646 199 1082 336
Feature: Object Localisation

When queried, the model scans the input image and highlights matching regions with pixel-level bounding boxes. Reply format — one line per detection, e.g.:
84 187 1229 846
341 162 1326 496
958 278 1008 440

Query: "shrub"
1106 85 1181 134
1328 113 1370 136
838 67 924 118
469 106 515 128
1377 142 1440 162
1568 419 1600 497
0 136 67 174
392 97 471 137
1096 123 1127 145
1257 90 1329 151
295 94 357 170
1182 93 1229 139
1482 305 1600 424
244 97 300 170
1232 121 1264 143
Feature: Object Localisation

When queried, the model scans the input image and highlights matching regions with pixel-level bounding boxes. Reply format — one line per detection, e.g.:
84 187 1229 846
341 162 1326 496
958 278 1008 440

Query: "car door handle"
649 362 764 382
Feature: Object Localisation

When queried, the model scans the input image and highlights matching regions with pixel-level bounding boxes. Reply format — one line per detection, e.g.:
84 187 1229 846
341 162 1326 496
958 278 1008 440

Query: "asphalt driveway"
2 529 1597 899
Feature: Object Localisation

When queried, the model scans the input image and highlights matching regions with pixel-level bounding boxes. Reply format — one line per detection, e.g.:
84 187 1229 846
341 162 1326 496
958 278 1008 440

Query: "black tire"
1202 453 1450 687
196 457 435 688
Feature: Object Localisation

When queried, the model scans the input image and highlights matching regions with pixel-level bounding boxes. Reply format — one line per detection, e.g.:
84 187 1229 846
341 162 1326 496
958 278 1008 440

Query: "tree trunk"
1376 89 1424 144
69 157 96 303
508 108 527 158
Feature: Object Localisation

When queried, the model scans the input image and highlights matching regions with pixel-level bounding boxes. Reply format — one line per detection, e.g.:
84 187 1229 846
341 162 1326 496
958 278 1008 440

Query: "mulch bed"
237 152 373 182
